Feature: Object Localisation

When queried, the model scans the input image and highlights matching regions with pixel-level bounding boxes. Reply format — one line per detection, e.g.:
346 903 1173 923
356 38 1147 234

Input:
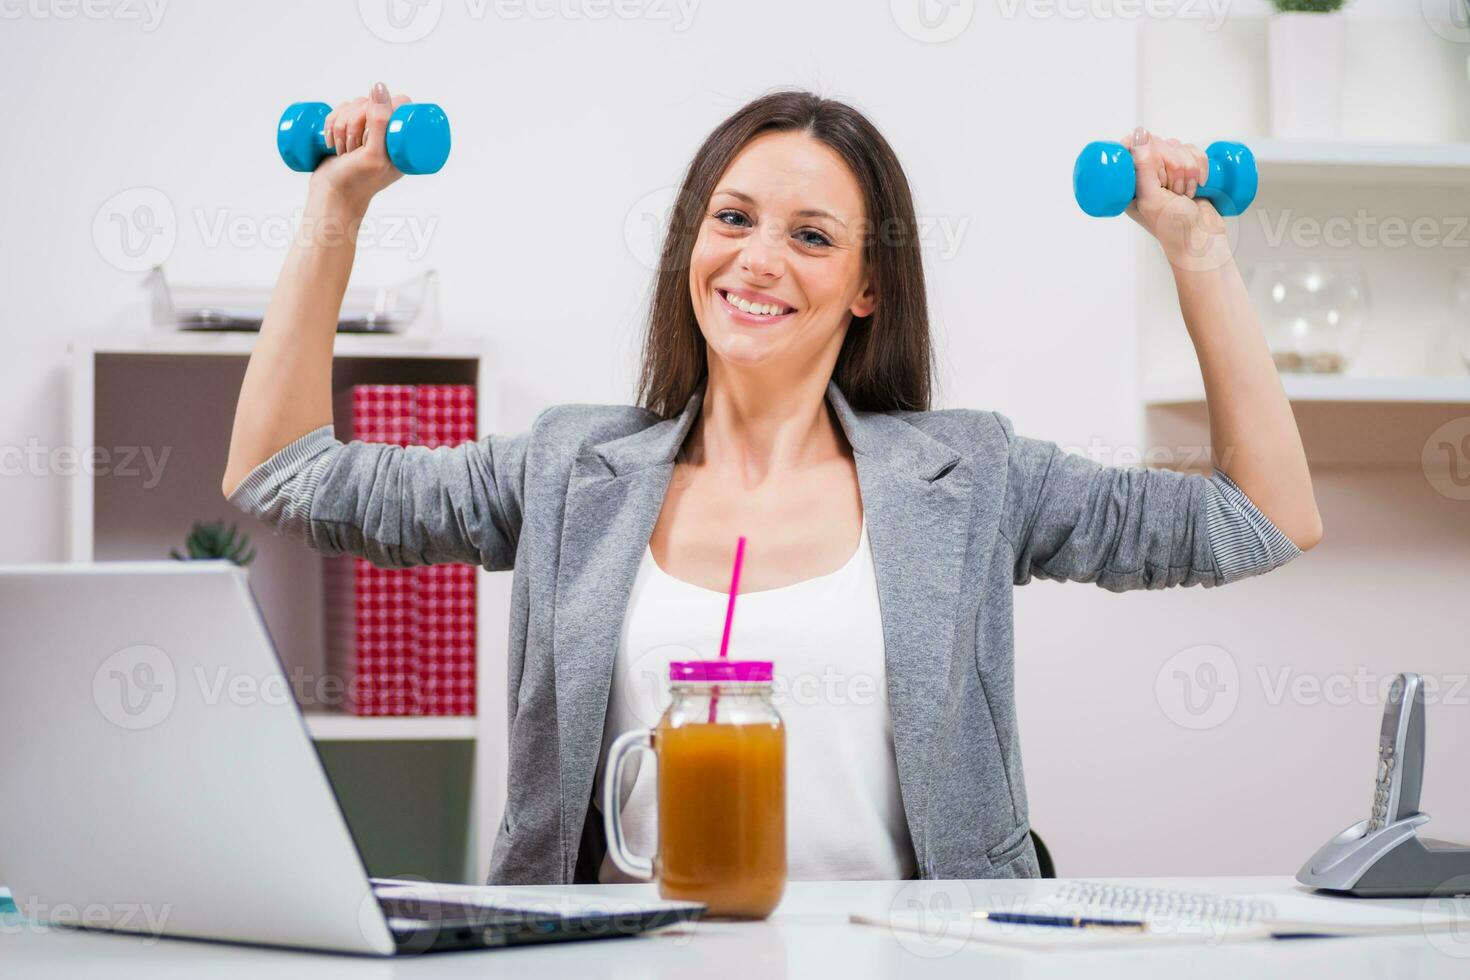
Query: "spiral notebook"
851 880 1470 952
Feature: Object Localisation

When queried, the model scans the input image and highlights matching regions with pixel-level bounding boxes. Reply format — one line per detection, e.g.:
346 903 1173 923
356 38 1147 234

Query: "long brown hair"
635 89 933 419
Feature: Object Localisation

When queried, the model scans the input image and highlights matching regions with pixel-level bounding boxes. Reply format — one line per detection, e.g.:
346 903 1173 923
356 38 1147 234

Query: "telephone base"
1297 813 1470 898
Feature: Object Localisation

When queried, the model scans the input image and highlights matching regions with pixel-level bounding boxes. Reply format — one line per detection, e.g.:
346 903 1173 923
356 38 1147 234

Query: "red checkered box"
413 384 477 448
322 384 477 717
415 563 476 716
325 556 422 715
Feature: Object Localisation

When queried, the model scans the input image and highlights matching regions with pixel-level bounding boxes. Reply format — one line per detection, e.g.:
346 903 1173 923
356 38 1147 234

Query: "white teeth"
723 290 789 316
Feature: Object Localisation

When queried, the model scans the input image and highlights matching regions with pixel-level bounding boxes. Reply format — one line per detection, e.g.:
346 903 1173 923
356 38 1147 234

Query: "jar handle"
602 728 655 880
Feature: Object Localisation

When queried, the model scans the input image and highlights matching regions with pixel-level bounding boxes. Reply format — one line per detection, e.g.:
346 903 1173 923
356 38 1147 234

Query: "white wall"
3 0 1468 877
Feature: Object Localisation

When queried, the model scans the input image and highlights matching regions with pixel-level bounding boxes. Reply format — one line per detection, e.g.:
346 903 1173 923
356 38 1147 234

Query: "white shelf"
70 332 505 882
1251 140 1470 184
74 329 485 359
304 713 478 741
1144 375 1470 406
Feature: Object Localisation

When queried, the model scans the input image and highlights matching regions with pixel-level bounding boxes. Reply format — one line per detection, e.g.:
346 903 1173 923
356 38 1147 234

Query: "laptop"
0 561 703 955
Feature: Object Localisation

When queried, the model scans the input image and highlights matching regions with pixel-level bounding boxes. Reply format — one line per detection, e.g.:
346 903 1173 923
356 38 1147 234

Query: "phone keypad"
1368 736 1396 832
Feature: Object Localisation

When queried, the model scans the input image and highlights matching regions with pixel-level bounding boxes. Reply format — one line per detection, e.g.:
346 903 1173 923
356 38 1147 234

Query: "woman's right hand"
308 81 414 214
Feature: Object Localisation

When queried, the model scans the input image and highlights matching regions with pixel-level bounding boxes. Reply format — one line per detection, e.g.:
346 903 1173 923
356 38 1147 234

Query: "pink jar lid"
669 660 773 683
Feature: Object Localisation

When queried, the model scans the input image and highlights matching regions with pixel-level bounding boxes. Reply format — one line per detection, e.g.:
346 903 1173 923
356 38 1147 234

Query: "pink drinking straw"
708 535 747 723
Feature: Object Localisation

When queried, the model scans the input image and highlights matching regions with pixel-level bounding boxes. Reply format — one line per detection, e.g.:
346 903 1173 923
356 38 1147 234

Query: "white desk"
3 877 1468 978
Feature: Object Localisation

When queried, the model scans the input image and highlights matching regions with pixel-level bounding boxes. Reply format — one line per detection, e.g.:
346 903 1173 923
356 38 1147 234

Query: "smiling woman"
223 86 1318 889
641 95 929 422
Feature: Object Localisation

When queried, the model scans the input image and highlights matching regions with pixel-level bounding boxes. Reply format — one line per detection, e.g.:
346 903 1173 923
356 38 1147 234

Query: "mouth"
715 287 797 325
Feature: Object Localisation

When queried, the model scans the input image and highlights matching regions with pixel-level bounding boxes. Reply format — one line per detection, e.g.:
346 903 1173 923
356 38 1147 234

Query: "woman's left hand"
1121 126 1228 265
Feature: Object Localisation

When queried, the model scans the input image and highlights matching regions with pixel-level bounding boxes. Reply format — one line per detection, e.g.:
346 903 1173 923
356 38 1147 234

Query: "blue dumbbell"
1073 140 1257 218
277 101 452 175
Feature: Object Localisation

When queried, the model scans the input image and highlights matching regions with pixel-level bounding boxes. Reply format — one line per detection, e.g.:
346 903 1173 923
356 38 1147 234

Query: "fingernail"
1134 127 1149 146
1186 178 1198 197
372 82 389 103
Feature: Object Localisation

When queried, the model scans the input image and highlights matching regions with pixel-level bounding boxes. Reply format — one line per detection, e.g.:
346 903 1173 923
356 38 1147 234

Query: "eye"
795 228 833 249
711 208 751 229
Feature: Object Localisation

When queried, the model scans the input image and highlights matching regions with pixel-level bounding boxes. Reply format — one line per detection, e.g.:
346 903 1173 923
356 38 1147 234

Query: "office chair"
1030 830 1055 878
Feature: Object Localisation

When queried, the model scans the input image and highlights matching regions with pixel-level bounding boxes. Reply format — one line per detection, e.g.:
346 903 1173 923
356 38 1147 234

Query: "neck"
691 353 848 485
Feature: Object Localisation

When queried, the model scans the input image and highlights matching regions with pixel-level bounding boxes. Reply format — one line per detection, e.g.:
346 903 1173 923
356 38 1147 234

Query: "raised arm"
1120 126 1322 550
222 83 528 571
222 82 412 496
1000 415 1301 592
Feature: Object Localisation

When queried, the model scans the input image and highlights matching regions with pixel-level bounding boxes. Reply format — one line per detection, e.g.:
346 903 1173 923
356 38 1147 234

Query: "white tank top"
595 518 917 882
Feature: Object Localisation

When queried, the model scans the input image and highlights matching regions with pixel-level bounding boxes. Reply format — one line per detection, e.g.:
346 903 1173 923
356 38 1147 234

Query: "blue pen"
978 911 1148 932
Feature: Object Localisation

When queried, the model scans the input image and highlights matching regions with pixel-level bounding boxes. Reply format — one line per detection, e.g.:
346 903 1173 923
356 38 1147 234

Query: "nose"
738 218 785 281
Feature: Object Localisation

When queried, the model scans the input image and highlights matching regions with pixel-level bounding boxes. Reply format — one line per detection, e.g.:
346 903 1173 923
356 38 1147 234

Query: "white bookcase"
66 328 508 884
1140 140 1470 469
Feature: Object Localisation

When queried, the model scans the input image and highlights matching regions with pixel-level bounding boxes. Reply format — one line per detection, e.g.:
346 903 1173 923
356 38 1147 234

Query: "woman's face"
688 131 876 374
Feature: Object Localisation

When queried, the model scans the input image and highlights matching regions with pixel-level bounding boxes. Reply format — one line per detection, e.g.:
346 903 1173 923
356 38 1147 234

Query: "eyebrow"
713 188 848 228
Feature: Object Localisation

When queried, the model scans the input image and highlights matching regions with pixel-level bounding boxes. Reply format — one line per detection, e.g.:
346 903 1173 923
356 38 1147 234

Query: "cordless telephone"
1298 672 1470 897
1367 674 1424 834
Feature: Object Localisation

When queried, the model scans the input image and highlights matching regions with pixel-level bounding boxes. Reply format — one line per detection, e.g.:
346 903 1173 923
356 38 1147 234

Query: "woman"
223 84 1320 884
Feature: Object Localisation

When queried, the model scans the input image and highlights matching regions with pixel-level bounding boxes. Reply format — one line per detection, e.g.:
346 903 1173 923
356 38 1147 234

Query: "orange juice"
654 719 785 919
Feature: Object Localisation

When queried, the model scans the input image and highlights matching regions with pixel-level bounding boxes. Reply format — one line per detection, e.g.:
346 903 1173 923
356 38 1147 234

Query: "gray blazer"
229 376 1299 883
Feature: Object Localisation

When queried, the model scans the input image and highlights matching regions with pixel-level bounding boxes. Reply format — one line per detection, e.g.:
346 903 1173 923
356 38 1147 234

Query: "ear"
851 278 877 319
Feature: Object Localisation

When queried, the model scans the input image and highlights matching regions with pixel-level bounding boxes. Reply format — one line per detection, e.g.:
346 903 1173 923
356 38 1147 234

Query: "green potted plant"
171 520 257 565
1269 0 1349 140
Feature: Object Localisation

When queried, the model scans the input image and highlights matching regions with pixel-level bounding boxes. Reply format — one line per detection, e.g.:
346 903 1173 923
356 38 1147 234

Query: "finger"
1163 143 1196 197
363 82 394 155
326 100 353 151
331 98 365 154
1183 143 1203 197
1186 143 1209 193
1186 143 1208 176
1126 131 1163 187
343 96 369 154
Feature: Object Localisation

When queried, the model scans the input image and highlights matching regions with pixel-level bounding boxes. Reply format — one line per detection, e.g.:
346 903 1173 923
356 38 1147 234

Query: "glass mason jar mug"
602 660 786 919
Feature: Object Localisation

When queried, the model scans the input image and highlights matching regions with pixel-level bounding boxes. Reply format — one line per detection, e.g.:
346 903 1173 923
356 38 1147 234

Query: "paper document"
850 881 1470 952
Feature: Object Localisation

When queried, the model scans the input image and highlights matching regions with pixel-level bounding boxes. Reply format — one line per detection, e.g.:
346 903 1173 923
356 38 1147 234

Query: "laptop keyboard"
377 895 565 928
